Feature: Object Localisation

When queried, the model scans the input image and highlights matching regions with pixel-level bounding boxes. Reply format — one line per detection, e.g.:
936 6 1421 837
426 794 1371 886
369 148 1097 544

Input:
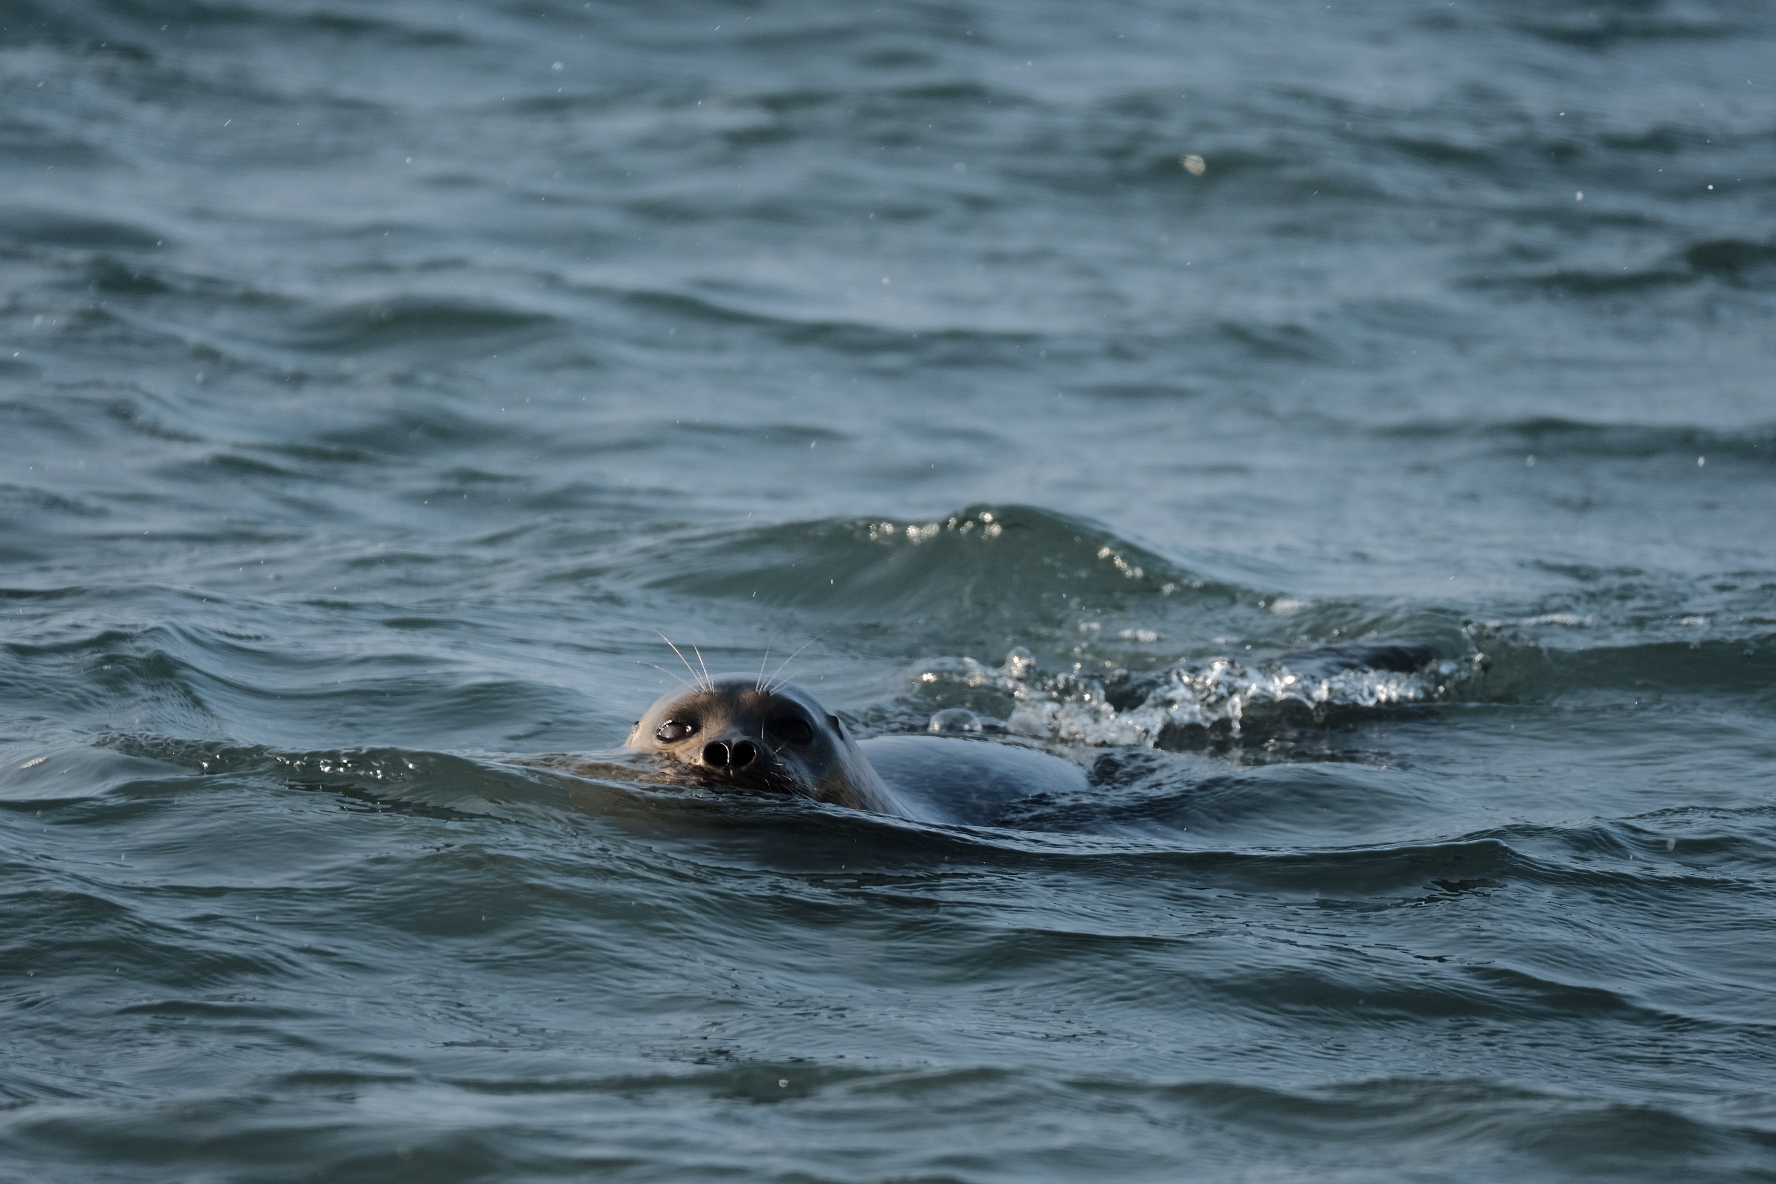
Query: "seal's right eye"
768 715 815 746
655 719 698 744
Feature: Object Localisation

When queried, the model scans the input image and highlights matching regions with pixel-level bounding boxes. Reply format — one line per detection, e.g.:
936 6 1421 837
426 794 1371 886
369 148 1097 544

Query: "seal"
623 640 1441 823
626 673 1089 824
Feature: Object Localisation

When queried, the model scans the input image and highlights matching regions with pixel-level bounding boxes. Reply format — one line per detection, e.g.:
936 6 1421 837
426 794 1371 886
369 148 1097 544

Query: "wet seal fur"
627 673 1088 825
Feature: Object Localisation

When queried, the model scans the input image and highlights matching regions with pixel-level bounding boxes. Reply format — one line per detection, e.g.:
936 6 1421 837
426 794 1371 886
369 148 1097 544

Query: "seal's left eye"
769 715 814 746
656 719 697 743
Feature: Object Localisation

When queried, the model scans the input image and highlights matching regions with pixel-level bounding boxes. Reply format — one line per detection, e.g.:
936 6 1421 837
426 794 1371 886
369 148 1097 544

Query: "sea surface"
3 0 1775 1180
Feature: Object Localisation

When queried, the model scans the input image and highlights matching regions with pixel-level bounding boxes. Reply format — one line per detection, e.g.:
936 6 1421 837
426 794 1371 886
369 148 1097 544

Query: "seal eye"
769 715 815 746
655 718 698 744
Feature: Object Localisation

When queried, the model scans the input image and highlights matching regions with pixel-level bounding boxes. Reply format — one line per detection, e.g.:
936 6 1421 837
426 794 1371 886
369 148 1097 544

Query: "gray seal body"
626 674 1087 824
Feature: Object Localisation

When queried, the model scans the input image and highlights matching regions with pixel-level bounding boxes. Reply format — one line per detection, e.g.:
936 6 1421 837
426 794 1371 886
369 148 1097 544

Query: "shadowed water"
3 0 1775 1180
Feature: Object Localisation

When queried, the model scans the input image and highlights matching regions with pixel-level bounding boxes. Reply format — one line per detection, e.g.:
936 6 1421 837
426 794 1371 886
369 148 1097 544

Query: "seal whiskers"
764 631 825 695
656 632 710 690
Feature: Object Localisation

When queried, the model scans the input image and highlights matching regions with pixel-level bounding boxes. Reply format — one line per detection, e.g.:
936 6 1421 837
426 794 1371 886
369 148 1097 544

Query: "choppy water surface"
4 0 1775 1179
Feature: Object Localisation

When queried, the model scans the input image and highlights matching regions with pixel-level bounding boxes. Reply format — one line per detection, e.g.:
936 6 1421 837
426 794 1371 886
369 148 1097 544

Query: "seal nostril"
702 740 732 768
730 739 758 769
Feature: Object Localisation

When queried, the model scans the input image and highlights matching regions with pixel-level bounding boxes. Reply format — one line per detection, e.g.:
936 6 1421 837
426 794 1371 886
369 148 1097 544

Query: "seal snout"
701 737 759 771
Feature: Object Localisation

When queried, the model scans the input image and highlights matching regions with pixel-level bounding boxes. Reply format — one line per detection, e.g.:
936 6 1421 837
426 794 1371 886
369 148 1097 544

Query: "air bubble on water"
1095 545 1144 579
928 707 1007 734
1002 647 1036 680
929 707 977 732
905 522 942 543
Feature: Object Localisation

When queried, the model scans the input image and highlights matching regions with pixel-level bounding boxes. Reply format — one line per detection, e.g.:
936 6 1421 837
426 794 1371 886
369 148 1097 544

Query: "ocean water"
3 0 1775 1179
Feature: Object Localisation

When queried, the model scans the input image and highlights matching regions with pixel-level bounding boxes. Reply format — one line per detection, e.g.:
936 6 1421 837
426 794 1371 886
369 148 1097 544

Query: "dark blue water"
4 0 1776 1179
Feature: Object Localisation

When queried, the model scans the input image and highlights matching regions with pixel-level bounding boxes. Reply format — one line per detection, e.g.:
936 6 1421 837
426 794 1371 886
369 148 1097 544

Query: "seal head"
627 674 910 816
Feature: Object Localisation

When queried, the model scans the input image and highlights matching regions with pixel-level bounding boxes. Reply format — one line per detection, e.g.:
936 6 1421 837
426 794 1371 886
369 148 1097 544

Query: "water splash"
920 645 1473 746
